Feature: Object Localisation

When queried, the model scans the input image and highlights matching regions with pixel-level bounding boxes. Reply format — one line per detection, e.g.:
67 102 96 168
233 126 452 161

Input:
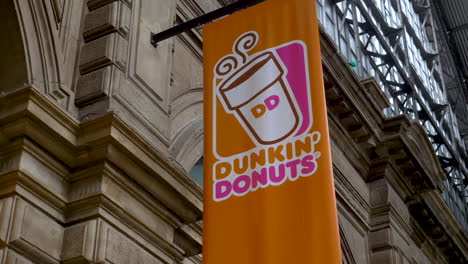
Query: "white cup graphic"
218 51 300 144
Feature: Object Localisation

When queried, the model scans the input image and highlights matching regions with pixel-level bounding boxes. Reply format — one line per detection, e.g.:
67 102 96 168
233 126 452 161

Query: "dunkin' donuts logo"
212 31 321 201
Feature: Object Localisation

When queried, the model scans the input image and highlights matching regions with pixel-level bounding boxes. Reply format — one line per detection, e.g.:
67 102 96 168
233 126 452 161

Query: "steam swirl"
233 32 258 64
215 55 239 77
214 31 259 78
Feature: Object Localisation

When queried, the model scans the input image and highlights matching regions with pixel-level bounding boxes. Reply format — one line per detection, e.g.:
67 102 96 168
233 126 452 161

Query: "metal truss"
317 0 467 231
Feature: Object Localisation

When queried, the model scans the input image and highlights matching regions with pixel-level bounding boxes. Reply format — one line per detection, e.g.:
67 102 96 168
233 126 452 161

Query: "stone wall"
0 0 466 263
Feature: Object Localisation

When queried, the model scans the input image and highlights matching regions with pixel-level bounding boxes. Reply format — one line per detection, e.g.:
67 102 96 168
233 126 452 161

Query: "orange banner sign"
203 0 342 263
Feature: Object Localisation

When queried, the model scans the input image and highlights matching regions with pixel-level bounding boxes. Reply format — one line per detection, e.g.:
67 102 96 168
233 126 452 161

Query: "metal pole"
151 0 266 47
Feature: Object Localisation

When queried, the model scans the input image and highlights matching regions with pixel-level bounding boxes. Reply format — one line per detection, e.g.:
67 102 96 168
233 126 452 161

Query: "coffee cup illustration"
215 32 301 145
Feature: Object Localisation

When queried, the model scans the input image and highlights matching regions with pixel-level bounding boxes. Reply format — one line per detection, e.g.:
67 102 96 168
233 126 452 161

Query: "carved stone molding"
0 87 203 262
76 0 131 109
408 192 468 263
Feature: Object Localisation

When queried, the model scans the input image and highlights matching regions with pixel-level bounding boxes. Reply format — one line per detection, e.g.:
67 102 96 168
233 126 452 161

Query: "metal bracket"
151 0 266 47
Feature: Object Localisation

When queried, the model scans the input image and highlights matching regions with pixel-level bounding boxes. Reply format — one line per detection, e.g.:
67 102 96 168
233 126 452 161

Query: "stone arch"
339 224 357 264
0 0 28 92
1 0 83 111
406 120 446 181
170 88 204 172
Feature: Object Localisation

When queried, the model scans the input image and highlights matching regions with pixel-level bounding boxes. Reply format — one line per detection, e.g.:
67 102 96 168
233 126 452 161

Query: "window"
189 157 204 187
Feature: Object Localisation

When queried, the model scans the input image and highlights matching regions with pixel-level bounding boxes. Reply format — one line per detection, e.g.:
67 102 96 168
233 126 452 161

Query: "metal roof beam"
449 23 468 34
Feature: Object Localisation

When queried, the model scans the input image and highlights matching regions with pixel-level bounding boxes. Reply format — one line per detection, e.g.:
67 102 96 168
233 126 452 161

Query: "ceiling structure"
431 0 468 146
434 0 468 78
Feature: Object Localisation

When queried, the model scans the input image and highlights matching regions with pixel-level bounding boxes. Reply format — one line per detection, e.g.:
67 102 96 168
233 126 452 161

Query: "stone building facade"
0 0 466 263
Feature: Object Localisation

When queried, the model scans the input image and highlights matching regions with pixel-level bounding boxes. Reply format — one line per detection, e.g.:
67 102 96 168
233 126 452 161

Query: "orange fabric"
203 0 342 263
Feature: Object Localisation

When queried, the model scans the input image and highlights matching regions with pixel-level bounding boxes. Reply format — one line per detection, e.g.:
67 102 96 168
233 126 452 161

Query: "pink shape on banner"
276 43 311 136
